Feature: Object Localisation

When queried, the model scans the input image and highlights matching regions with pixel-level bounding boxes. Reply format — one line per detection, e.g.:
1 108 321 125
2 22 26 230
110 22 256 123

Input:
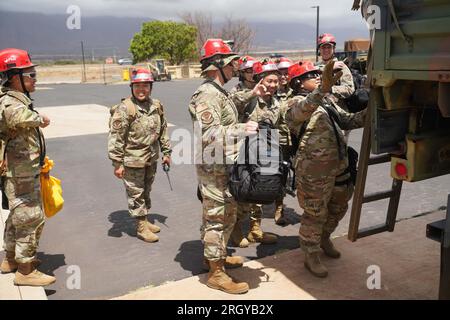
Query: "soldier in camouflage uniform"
273 57 295 225
189 39 258 294
108 68 172 243
0 48 55 286
316 33 355 142
227 56 255 248
286 61 366 278
228 59 285 248
229 55 257 124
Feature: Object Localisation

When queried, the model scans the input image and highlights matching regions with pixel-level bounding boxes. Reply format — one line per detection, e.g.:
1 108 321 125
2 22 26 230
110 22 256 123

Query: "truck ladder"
348 113 403 241
426 194 450 300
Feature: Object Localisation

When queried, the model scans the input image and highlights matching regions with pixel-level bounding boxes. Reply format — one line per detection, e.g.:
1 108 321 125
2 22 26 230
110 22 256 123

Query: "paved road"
1 79 447 299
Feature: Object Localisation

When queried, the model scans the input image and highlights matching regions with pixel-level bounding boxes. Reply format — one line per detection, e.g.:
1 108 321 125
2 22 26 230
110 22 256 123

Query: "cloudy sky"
0 0 367 28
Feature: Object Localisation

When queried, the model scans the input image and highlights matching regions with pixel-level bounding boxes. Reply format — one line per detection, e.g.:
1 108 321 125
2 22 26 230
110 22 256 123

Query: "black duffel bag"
229 121 289 204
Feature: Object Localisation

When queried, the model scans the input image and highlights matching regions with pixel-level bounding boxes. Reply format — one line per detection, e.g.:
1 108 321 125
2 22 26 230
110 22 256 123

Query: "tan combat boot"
247 219 278 244
14 262 56 286
206 260 249 294
229 220 249 248
304 252 328 278
274 204 287 225
136 217 159 243
0 251 18 274
202 256 244 271
144 219 160 233
320 233 341 259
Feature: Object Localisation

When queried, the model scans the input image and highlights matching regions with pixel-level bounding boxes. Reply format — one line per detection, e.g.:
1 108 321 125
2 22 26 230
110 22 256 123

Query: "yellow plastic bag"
40 156 64 218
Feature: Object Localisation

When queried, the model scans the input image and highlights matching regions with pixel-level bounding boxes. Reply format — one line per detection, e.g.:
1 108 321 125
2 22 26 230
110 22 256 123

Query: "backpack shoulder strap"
0 89 31 108
204 79 230 97
151 98 164 117
121 97 137 118
323 105 345 160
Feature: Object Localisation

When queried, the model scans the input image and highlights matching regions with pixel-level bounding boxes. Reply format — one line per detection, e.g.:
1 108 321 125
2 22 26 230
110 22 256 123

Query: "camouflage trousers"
122 164 157 218
3 175 45 264
297 173 354 253
197 165 237 261
274 145 291 209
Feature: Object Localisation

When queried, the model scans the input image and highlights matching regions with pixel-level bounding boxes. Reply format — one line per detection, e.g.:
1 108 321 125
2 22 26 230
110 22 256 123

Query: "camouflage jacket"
189 79 246 170
108 97 172 168
0 88 45 178
229 81 254 116
275 88 294 103
275 88 295 147
247 97 291 147
316 58 355 110
230 84 291 147
289 92 366 178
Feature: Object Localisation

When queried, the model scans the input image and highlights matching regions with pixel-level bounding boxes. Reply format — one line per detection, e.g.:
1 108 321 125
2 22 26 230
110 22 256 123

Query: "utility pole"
81 41 87 82
103 63 106 85
311 6 320 62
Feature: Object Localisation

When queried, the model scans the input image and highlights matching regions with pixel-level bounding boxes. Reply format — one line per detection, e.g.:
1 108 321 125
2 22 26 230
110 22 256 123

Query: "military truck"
147 59 172 81
349 0 450 299
344 38 370 74
361 0 449 181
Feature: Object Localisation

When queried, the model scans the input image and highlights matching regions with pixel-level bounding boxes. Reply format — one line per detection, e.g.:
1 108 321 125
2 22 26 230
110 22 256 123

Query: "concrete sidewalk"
0 200 47 300
114 211 444 300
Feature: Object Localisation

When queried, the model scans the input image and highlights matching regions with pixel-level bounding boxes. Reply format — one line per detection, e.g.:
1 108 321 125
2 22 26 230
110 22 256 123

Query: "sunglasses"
302 72 321 80
22 72 37 79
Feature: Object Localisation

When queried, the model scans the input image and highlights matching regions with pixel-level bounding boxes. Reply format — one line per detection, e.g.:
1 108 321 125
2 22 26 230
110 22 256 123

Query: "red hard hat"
0 48 37 73
276 57 293 70
200 39 236 62
130 68 154 83
318 33 336 48
252 60 278 77
238 55 256 71
288 61 320 81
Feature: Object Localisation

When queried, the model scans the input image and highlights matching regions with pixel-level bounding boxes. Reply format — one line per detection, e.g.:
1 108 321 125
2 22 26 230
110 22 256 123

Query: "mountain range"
0 11 369 61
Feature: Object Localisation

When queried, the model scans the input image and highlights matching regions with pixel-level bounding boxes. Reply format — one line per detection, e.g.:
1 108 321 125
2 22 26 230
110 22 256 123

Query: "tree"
219 15 255 54
178 12 214 56
130 21 197 65
179 12 255 56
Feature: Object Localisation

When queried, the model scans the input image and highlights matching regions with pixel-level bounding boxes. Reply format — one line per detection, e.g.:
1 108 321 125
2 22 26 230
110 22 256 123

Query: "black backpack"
228 121 289 204
344 69 369 113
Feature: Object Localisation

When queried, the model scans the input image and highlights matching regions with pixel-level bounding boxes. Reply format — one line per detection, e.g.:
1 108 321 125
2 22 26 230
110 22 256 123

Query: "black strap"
335 178 351 186
289 161 296 192
244 136 250 165
242 97 258 123
31 107 47 166
298 122 307 141
18 73 31 100
2 139 9 163
323 105 345 160
204 79 229 97
218 68 229 84
295 104 345 160
37 128 46 166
